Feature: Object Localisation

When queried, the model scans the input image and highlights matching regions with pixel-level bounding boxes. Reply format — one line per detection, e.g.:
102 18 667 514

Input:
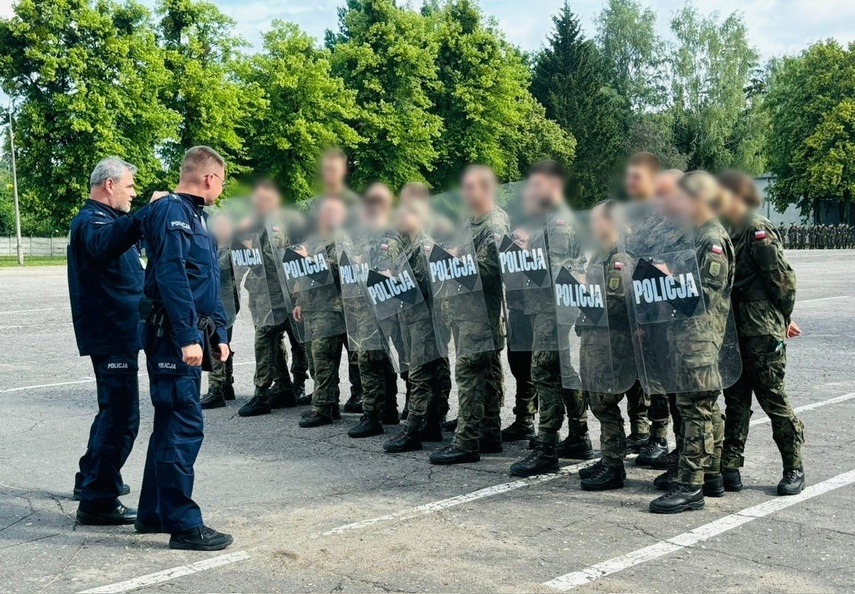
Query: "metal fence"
0 236 68 257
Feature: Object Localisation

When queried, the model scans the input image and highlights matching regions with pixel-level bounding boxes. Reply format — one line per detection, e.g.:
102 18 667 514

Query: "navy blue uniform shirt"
141 193 228 347
68 200 147 356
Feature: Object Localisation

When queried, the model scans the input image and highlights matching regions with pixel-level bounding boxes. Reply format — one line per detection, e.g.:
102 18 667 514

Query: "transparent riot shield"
423 201 498 358
336 235 385 353
617 202 742 394
205 206 237 328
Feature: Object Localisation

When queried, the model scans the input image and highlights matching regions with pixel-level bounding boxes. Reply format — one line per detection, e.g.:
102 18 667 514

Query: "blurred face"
395 203 421 236
625 164 655 201
654 173 680 200
723 188 747 222
362 184 393 229
321 155 347 190
461 169 495 213
590 204 616 249
400 184 429 204
107 168 137 213
211 214 233 247
526 173 562 211
317 198 346 234
250 185 281 215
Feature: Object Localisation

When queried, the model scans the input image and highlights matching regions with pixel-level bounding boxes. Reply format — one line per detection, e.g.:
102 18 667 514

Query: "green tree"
0 0 177 230
241 21 363 201
765 41 855 218
328 0 442 191
532 2 623 205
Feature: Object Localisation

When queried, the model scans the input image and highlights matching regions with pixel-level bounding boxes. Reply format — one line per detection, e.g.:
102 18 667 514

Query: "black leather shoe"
383 425 422 453
442 418 458 432
556 434 595 460
636 437 668 467
348 414 384 438
479 441 503 454
299 411 333 428
429 445 480 465
654 465 679 491
649 485 705 514
651 448 679 471
509 446 559 477
169 526 233 551
381 407 400 426
722 468 743 492
296 391 312 406
418 421 444 442
73 483 130 501
703 474 725 498
268 385 296 409
581 461 625 491
777 468 805 496
76 504 137 526
580 458 627 480
238 391 271 417
201 387 226 410
626 433 650 454
134 519 165 534
223 384 236 401
343 394 363 414
501 421 535 442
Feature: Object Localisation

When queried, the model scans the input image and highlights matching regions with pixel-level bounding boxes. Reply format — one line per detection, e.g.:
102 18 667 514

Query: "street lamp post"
8 96 23 265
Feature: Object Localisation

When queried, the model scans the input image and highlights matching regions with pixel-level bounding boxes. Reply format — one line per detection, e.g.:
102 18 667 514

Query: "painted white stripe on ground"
0 307 65 314
0 378 95 394
798 295 849 304
77 550 250 594
543 468 855 591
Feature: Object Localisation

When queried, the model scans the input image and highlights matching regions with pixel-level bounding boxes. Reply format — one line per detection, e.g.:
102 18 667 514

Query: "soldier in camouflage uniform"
430 166 509 464
649 172 732 514
510 161 593 477
347 184 403 438
798 225 806 249
778 223 787 246
718 171 805 496
787 223 797 249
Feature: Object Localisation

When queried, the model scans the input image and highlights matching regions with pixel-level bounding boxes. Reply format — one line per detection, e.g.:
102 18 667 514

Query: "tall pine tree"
531 2 624 205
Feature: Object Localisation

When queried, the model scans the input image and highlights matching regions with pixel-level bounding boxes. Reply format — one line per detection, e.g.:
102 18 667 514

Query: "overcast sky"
1 0 854 61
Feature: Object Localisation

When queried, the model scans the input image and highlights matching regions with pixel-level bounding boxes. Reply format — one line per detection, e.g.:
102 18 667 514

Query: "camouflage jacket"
730 212 796 340
398 231 434 325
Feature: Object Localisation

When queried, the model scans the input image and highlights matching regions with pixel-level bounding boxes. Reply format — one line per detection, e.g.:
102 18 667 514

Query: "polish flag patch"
711 244 723 255
754 229 767 240
555 218 565 226
380 243 389 251
614 261 624 270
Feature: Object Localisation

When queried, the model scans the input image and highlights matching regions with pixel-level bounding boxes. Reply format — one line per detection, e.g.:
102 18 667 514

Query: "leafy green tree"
328 0 442 191
0 0 177 230
532 2 623 205
240 21 363 201
765 41 855 217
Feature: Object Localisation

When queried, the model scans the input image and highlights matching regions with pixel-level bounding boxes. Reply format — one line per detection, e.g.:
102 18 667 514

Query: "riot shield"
205 206 237 328
423 198 498 358
617 201 741 394
336 234 385 354
551 208 637 395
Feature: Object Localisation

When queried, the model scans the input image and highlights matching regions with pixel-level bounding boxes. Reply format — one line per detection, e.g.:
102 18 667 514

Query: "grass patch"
0 256 66 267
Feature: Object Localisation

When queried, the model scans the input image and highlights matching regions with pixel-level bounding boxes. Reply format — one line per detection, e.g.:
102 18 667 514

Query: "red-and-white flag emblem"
754 229 767 240
614 261 624 270
711 244 723 255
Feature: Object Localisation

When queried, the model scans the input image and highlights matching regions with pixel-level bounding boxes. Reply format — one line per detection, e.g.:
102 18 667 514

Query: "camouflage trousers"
532 350 588 447
587 391 625 466
405 357 451 427
624 380 651 436
209 327 234 390
507 349 535 424
285 321 309 389
357 349 398 416
253 321 293 391
347 346 362 399
723 336 804 471
453 349 504 452
308 330 346 413
649 393 682 442
675 391 724 486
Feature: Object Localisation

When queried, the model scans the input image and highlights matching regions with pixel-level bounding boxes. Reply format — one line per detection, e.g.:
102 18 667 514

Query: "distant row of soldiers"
778 223 855 249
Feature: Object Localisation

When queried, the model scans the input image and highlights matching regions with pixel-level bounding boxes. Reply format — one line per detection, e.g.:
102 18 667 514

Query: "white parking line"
543 468 855 591
77 550 250 594
0 307 66 315
0 378 95 394
798 295 849 304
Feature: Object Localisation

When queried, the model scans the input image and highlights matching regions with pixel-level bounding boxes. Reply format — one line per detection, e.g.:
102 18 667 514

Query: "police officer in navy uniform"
69 157 161 525
135 146 233 550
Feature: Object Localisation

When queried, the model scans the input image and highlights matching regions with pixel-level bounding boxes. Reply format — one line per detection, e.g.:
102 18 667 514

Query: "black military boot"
268 383 296 409
556 434 595 460
626 433 650 454
381 405 400 426
343 393 363 414
777 468 805 496
442 418 458 432
418 418 444 442
722 468 743 492
653 465 679 491
76 503 137 526
348 414 384 438
650 448 679 471
296 389 312 406
579 458 627 480
501 420 535 442
293 381 306 403
581 461 625 491
429 445 480 465
636 437 668 467
238 388 271 417
703 474 725 498
383 425 422 453
649 484 704 514
299 409 333 428
222 383 236 401
509 445 560 478
201 386 226 410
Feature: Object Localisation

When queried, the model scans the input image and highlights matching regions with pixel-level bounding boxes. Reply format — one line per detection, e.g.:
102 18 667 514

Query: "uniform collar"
175 193 206 208
86 198 126 219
